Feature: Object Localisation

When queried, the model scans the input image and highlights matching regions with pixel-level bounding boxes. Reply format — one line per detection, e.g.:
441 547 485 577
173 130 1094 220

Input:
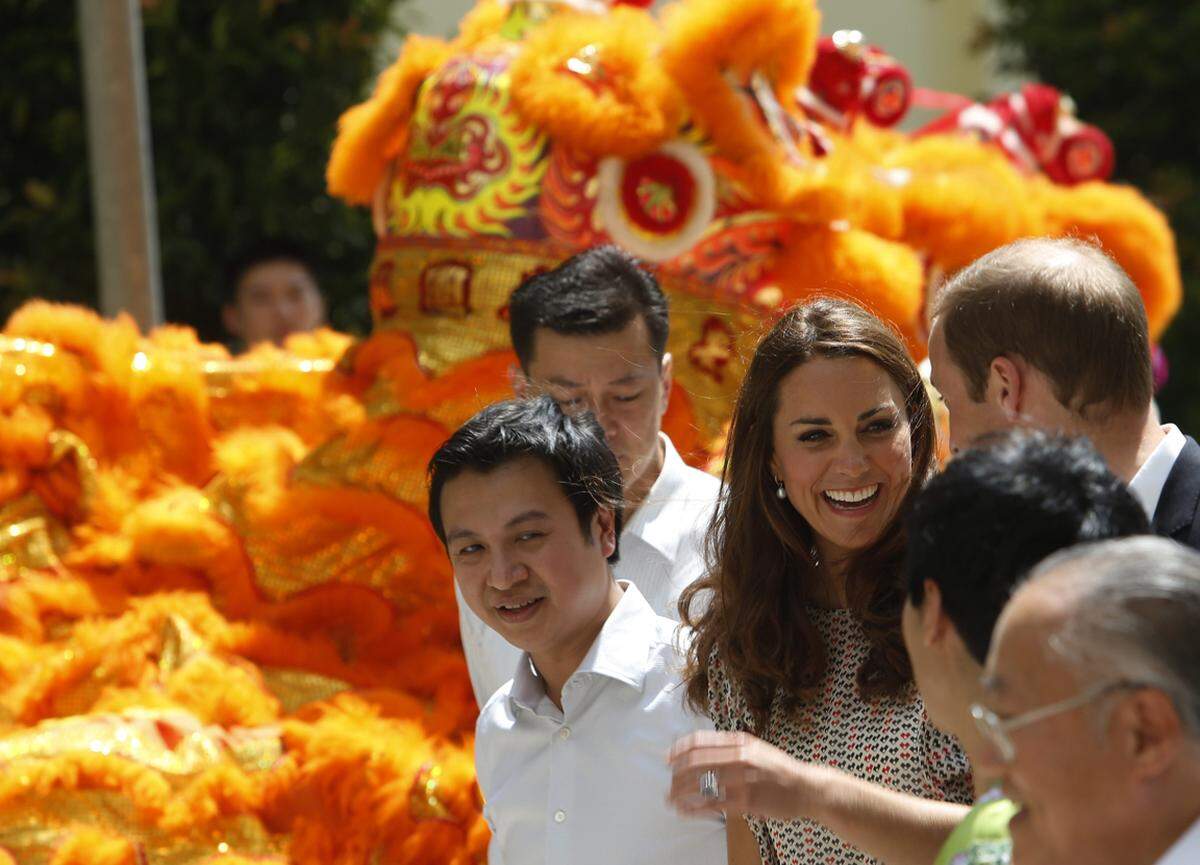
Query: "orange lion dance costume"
0 0 1183 862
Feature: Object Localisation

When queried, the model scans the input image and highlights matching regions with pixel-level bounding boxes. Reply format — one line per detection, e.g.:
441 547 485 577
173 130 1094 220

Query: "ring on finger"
698 769 722 802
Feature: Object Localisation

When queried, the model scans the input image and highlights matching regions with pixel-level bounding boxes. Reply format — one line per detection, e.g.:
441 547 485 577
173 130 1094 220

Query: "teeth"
498 598 539 611
825 484 879 504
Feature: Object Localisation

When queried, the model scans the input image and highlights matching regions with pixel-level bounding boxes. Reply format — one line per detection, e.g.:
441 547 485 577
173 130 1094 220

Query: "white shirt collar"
624 433 711 559
626 434 688 526
508 581 658 712
1129 424 1187 519
1156 813 1200 865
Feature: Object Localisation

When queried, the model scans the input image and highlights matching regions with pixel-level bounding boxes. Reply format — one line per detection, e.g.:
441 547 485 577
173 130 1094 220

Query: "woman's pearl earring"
774 477 787 500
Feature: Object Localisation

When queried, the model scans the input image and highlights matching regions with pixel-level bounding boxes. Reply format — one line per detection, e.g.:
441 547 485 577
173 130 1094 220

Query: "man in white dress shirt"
927 237 1199 546
456 245 720 705
975 536 1200 865
428 396 726 865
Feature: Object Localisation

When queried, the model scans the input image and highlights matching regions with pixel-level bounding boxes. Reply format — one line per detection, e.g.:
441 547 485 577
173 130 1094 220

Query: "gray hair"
1028 536 1200 739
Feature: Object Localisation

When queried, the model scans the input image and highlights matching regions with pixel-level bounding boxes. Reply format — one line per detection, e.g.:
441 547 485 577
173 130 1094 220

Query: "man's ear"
987 355 1024 420
511 365 531 398
595 506 618 558
659 351 674 416
919 580 952 647
1114 687 1187 782
222 304 243 339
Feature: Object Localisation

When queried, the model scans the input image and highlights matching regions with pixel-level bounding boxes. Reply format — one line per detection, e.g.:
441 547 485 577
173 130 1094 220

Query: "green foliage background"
982 1 1200 430
0 0 405 341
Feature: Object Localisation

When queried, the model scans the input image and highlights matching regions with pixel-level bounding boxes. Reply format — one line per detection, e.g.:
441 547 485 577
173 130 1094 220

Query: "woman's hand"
668 730 831 820
670 730 972 865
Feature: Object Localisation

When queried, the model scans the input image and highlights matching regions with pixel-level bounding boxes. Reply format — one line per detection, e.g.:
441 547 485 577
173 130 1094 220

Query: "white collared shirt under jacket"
1128 423 1187 519
456 432 720 706
474 582 726 865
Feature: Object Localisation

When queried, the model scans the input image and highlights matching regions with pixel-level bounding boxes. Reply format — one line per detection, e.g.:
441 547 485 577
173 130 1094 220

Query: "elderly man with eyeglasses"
977 536 1200 865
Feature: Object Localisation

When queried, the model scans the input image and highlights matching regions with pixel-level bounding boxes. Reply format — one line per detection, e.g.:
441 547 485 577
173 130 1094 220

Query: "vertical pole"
77 0 164 330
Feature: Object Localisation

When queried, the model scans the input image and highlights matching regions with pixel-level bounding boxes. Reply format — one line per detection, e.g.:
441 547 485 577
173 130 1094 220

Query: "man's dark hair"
508 245 669 370
904 429 1149 663
427 395 625 563
222 238 319 305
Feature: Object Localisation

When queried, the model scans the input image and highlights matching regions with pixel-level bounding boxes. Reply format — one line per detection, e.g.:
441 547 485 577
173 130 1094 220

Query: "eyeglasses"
970 679 1147 763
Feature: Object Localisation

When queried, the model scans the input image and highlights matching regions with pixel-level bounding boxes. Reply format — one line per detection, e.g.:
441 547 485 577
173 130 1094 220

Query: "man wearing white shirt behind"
456 245 720 706
428 396 725 865
975 536 1200 865
927 236 1200 546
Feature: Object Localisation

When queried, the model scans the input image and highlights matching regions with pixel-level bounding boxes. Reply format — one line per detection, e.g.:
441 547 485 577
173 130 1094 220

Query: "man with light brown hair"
927 236 1200 549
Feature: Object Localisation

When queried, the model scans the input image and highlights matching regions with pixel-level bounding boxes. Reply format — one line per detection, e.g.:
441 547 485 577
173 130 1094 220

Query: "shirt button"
554 809 566 823
558 726 571 741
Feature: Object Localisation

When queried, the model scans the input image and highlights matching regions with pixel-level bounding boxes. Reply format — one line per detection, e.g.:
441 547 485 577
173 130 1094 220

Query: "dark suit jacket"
1152 435 1200 551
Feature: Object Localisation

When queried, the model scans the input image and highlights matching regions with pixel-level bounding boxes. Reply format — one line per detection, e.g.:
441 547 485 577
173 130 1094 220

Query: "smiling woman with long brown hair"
670 298 973 865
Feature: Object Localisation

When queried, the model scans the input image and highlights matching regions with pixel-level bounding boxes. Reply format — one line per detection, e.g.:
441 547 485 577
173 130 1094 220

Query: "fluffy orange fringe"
660 0 839 214
48 827 141 865
322 0 1183 358
0 703 484 863
326 34 455 205
452 0 509 52
509 8 684 158
0 569 481 858
1035 178 1182 341
1 300 486 860
883 134 1042 273
267 699 486 864
773 225 926 353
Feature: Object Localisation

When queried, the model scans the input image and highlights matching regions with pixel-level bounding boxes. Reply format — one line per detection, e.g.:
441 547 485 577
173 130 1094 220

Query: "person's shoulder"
640 614 692 675
1174 434 1200 471
637 614 712 723
666 464 720 540
476 680 518 735
1153 432 1200 547
645 611 688 650
677 461 721 497
661 436 721 494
